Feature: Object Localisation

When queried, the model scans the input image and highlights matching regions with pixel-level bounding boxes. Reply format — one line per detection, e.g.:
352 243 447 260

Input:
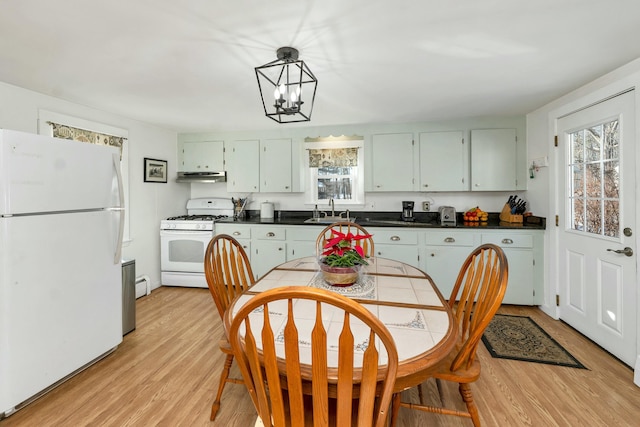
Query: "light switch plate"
532 156 549 168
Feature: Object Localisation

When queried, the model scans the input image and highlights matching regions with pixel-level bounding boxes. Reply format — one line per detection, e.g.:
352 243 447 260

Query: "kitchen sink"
303 216 355 224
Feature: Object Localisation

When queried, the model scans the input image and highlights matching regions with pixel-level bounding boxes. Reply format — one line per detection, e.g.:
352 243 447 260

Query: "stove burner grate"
166 214 228 221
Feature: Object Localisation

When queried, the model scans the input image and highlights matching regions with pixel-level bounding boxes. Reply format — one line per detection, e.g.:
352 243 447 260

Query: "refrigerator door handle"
111 153 125 264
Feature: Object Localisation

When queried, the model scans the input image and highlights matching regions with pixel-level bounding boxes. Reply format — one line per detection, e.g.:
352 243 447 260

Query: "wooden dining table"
224 256 458 393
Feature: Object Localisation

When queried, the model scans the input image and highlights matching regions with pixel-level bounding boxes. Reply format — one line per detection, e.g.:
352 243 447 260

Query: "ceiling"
2 0 640 133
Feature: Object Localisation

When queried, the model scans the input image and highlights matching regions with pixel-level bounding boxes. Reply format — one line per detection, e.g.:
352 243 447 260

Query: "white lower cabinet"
421 231 479 298
235 238 251 260
251 227 286 280
367 227 420 268
480 232 541 305
287 227 320 259
252 240 286 280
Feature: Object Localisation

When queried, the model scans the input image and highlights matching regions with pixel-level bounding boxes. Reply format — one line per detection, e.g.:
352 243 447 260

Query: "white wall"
183 116 528 216
0 81 188 291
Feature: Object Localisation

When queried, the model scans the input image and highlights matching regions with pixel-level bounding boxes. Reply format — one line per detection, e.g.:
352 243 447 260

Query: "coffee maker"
402 201 415 222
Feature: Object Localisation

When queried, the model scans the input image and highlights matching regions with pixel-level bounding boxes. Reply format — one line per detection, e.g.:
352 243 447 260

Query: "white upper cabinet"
227 139 260 192
260 138 292 192
227 138 294 193
181 140 224 172
419 131 468 191
470 128 517 191
370 133 417 192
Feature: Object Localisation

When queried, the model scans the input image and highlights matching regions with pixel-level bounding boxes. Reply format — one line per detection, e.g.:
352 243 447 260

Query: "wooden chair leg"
389 393 401 427
435 378 446 407
459 383 480 427
210 353 235 421
418 383 425 405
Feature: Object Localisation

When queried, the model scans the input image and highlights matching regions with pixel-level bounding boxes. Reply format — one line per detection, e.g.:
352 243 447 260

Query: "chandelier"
255 47 318 123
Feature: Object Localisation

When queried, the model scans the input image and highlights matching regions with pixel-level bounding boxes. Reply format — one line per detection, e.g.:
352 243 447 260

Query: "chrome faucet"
329 198 335 217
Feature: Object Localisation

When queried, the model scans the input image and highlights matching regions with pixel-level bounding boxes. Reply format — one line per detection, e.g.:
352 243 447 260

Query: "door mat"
481 314 587 369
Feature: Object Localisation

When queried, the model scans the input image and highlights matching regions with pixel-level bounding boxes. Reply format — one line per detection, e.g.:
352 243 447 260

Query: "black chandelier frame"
255 47 318 123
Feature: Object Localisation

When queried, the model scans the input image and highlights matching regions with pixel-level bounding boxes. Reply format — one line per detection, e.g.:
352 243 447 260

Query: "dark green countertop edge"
217 210 546 231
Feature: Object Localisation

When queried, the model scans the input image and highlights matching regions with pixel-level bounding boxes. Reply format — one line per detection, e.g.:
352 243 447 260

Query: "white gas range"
160 198 234 288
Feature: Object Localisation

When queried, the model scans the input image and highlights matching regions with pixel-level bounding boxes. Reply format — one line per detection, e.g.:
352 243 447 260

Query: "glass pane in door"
568 119 620 238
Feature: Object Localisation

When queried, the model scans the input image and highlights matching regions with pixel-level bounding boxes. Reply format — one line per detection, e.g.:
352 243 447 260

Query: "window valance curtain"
48 122 127 158
308 148 359 167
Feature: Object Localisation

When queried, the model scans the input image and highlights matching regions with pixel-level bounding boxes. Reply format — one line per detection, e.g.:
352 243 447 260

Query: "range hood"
176 171 227 183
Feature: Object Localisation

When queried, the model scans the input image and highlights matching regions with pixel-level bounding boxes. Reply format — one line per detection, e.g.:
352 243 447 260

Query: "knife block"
499 203 523 223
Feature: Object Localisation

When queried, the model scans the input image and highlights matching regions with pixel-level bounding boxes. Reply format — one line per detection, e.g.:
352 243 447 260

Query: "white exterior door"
557 91 637 367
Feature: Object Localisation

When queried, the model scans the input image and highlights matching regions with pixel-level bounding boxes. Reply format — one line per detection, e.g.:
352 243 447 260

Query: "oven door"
160 229 213 273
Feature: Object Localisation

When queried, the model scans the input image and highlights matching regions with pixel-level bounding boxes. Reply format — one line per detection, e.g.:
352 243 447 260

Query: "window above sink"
304 135 364 206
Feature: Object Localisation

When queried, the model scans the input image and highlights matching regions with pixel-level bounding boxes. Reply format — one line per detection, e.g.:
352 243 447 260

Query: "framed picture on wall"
144 158 168 183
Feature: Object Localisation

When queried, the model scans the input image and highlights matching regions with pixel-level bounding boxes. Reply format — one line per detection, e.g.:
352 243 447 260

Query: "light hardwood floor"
1 286 639 426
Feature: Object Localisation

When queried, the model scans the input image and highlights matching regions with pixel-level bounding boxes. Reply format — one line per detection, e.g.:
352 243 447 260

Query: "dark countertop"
215 210 546 230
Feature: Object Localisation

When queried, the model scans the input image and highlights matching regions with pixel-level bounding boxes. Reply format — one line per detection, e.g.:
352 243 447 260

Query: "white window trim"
304 138 365 206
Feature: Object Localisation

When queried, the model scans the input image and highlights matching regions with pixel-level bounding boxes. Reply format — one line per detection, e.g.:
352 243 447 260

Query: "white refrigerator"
0 129 125 417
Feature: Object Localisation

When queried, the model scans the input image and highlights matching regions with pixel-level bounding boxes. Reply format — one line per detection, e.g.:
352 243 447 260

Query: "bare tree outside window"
569 120 620 237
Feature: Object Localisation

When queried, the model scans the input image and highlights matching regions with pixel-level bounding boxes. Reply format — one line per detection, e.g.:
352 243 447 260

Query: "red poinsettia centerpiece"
320 229 373 267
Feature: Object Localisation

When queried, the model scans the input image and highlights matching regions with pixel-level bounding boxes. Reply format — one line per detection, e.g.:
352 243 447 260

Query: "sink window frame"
304 137 364 206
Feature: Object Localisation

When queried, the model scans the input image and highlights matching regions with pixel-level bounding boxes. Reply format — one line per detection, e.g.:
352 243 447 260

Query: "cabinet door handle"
278 247 283 251
233 231 241 236
390 236 400 241
423 184 429 187
266 232 275 237
444 237 455 243
502 238 514 244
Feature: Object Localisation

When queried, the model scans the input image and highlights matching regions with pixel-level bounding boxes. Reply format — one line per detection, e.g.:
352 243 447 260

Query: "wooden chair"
316 221 374 258
228 286 399 427
391 244 508 427
204 234 256 421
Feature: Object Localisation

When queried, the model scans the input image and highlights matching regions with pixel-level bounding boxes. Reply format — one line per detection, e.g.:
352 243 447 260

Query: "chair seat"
429 352 481 383
219 335 233 354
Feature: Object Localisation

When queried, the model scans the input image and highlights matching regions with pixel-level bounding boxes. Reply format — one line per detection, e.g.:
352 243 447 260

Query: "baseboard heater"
135 275 151 299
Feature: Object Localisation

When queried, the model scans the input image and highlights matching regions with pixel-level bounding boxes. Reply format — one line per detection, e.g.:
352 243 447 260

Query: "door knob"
607 247 634 257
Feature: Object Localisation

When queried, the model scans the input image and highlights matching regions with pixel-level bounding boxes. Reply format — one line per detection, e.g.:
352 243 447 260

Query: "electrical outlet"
422 201 430 211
